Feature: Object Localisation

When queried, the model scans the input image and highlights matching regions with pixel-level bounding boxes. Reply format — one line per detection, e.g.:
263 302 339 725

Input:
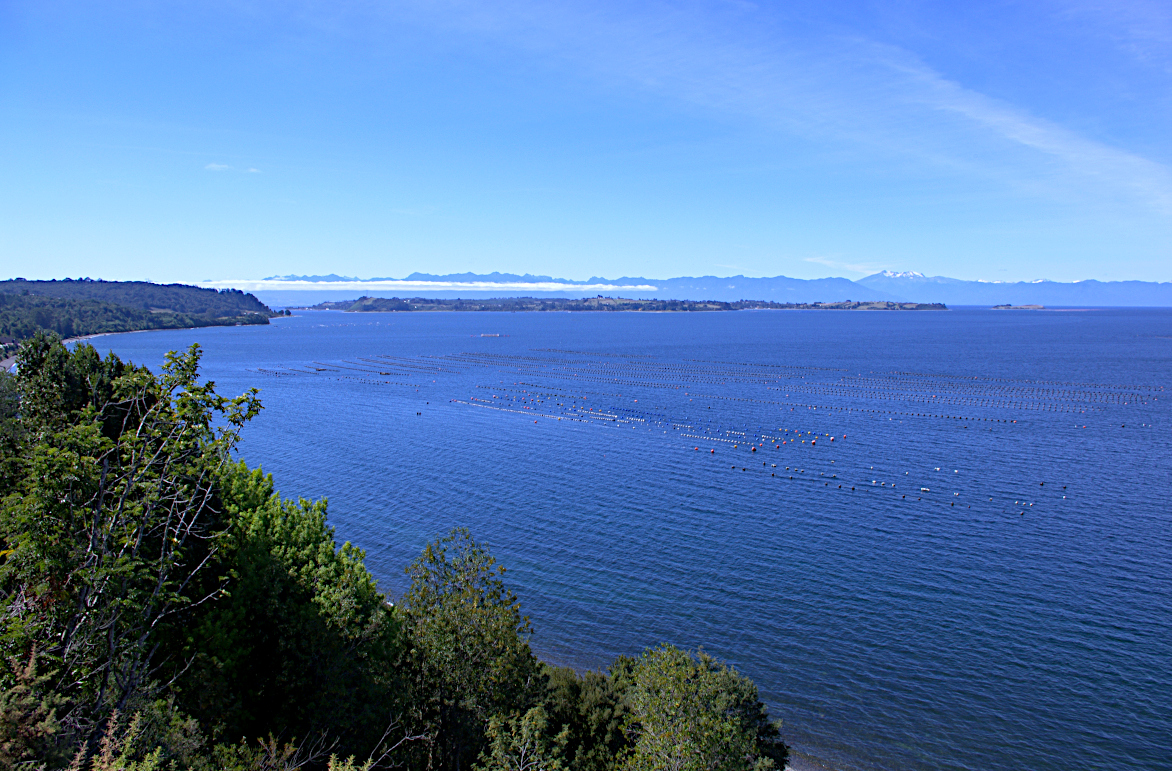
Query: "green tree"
403 528 540 771
0 648 65 768
0 333 260 758
541 664 630 771
621 646 787 771
0 334 792 771
176 462 406 761
0 369 23 494
475 706 567 771
0 335 415 767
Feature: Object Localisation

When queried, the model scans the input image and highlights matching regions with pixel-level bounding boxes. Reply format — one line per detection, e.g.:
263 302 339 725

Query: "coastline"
537 651 852 771
4 328 206 372
63 329 157 344
296 297 949 313
786 752 848 771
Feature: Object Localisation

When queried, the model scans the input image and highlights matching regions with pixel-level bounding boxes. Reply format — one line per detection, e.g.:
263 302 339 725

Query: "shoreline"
295 297 948 313
3 328 219 372
786 752 848 771
535 650 853 771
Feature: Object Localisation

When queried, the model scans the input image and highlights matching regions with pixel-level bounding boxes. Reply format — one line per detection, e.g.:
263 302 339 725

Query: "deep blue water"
94 309 1171 771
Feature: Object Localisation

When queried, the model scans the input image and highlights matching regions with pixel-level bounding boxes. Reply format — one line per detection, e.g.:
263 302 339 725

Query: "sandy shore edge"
2 329 186 372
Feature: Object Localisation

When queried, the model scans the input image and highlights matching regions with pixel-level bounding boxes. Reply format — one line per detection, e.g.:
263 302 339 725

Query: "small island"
299 295 949 312
992 304 1045 310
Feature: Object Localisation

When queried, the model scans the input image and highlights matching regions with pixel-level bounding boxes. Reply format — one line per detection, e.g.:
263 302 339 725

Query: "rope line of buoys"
262 348 1127 525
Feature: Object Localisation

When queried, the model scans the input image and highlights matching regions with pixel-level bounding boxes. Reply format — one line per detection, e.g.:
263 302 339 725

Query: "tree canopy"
622 646 786 771
0 280 271 318
0 334 788 771
0 293 269 355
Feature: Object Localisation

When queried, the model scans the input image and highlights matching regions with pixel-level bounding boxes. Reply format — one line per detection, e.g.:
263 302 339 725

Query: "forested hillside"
0 279 271 317
0 334 789 771
0 294 269 352
0 281 275 359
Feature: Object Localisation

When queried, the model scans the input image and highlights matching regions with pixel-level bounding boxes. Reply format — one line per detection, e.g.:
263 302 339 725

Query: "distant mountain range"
248 272 887 305
239 271 1172 307
855 271 1172 306
404 272 892 303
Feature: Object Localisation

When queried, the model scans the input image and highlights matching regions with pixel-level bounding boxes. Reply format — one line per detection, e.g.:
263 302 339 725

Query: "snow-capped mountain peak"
877 271 925 279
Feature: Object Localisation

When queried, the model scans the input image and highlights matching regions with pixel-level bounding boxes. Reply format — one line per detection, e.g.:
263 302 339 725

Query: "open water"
94 308 1171 771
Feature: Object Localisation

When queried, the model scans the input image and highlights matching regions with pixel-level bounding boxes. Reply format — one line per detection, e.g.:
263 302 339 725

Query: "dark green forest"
0 282 278 359
0 334 788 771
0 296 271 357
0 280 271 318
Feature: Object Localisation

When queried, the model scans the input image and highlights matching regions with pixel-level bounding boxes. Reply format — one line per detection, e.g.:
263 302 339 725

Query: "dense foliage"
0 335 788 770
0 295 270 356
0 280 271 318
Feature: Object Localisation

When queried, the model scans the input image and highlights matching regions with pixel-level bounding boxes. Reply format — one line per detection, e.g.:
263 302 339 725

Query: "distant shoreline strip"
201 279 660 293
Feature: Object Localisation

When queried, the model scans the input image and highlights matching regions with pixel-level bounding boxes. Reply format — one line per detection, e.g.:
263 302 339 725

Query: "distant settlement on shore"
295 296 949 313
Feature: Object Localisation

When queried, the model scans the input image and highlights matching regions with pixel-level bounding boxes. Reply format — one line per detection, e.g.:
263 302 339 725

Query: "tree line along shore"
0 279 948 362
0 332 791 771
301 295 948 312
0 280 284 362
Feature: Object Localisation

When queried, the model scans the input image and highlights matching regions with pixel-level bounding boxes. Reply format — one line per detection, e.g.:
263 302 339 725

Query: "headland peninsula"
0 278 281 356
0 278 283 363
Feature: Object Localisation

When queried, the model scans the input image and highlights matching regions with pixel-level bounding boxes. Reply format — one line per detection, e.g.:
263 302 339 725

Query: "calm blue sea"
93 308 1171 771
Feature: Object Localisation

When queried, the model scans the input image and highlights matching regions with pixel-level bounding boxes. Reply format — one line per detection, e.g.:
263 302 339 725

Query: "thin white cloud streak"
204 162 231 170
875 45 1172 215
201 279 659 293
1056 0 1172 70
381 0 1172 215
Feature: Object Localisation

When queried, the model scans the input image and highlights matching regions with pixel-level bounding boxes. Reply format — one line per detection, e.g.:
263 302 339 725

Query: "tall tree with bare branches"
0 333 260 757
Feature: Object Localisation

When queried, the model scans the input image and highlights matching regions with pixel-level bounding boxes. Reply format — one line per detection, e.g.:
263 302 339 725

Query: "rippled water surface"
95 309 1172 771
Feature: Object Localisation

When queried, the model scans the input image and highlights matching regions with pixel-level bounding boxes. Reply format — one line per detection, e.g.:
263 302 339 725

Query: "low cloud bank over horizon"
198 271 1172 308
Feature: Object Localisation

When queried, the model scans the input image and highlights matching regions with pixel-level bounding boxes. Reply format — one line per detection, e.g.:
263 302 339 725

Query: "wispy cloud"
873 43 1172 214
1059 0 1172 70
205 163 231 171
380 1 1172 215
247 167 262 173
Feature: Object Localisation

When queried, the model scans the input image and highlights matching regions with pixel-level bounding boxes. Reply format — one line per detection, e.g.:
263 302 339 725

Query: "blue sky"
2 0 1170 283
